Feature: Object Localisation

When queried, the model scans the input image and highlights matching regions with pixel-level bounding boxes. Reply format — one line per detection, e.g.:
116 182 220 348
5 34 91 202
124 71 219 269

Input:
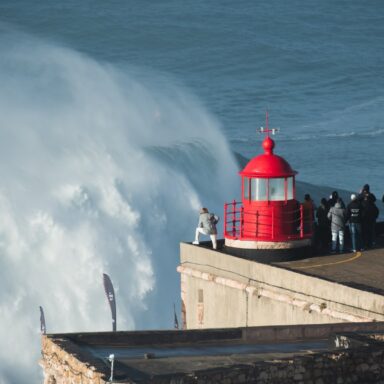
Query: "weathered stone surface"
40 330 384 384
293 373 303 380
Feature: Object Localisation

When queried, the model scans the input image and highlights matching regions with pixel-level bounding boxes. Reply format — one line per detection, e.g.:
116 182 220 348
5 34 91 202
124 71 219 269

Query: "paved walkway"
276 234 384 295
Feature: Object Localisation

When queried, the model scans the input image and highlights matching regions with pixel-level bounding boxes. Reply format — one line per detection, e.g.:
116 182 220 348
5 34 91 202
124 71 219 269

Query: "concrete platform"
275 233 384 296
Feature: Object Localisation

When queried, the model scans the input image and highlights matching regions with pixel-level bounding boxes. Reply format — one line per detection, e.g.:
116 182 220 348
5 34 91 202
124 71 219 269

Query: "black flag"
173 303 179 330
39 306 46 335
103 273 117 332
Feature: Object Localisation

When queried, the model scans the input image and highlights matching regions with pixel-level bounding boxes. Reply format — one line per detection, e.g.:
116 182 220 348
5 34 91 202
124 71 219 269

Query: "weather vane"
257 111 280 137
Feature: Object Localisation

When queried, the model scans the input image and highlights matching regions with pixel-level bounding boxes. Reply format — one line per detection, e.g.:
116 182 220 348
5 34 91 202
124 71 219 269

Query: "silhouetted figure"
358 184 376 203
302 194 315 234
361 196 379 249
316 197 331 251
327 191 339 208
328 191 345 209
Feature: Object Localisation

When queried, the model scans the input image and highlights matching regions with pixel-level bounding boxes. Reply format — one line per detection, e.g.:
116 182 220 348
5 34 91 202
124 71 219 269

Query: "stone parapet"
40 326 384 384
40 336 106 384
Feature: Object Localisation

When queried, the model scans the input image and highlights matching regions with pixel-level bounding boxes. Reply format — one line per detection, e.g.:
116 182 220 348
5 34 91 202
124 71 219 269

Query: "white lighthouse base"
225 238 311 250
223 238 312 262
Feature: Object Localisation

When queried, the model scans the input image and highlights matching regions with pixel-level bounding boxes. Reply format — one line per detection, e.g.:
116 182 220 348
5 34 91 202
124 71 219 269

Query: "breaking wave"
0 30 238 383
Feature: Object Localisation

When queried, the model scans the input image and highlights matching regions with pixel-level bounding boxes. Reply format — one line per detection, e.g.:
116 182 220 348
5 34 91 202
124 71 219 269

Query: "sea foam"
0 31 238 383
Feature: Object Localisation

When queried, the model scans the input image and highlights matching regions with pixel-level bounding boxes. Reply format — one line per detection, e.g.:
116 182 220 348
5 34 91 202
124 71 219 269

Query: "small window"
287 177 294 200
251 178 267 201
243 177 249 200
269 178 285 201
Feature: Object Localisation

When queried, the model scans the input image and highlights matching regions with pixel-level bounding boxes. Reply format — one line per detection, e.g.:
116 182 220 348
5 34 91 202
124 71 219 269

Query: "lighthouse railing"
224 201 241 239
300 205 304 238
224 201 313 242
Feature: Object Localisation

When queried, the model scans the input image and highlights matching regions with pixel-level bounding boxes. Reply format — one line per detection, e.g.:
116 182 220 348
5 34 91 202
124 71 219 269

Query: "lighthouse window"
286 177 294 200
269 178 285 201
251 178 267 201
243 177 250 200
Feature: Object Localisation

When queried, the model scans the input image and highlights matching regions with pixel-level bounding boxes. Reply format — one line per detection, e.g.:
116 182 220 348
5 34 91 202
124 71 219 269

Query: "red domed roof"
240 136 297 178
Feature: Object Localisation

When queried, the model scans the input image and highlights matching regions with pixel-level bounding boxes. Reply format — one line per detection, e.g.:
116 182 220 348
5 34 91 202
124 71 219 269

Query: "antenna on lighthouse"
257 111 280 136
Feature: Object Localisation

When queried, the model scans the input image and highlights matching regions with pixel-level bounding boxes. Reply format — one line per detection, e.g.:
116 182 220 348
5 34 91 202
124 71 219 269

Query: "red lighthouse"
224 116 313 261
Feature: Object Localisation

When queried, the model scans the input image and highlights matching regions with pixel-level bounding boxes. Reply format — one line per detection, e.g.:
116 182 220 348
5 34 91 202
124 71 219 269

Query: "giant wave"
0 31 239 383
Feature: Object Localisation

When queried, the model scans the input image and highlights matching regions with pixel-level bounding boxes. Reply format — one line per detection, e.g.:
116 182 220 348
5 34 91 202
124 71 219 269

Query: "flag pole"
103 273 117 332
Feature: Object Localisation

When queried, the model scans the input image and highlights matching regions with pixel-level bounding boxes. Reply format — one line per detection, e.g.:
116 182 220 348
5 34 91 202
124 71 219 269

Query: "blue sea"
0 1 383 382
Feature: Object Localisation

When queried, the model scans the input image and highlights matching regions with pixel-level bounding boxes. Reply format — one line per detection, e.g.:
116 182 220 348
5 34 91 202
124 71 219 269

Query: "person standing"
302 194 316 234
358 184 376 203
193 207 219 250
316 197 330 251
327 198 347 253
327 191 339 209
346 194 362 252
361 195 379 249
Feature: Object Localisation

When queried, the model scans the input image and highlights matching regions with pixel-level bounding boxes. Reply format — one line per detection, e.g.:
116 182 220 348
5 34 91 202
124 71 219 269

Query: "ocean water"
0 1 383 382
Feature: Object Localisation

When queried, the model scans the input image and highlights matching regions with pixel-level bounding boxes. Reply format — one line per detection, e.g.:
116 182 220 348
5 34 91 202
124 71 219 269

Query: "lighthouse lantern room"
224 115 313 261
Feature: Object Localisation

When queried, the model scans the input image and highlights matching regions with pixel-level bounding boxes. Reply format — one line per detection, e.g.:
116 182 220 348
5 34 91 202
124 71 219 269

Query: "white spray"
0 31 238 383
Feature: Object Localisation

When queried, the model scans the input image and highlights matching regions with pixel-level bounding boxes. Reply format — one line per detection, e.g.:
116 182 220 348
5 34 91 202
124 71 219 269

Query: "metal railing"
224 200 313 242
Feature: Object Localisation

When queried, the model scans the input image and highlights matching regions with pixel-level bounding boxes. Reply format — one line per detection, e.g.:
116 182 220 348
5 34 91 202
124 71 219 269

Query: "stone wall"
40 337 106 384
179 243 384 329
148 345 384 384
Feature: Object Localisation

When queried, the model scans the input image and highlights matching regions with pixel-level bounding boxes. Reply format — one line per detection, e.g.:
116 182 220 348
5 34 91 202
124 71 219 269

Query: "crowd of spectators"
303 184 381 254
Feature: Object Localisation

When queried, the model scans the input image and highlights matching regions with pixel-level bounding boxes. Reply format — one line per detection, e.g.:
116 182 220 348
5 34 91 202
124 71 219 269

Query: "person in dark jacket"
328 191 345 209
327 191 339 208
316 197 330 251
302 194 316 234
327 198 347 253
346 194 362 252
361 196 379 249
358 184 376 203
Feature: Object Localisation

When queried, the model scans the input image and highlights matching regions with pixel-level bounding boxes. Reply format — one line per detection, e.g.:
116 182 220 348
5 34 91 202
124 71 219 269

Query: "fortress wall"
40 337 106 384
179 243 384 329
152 348 384 384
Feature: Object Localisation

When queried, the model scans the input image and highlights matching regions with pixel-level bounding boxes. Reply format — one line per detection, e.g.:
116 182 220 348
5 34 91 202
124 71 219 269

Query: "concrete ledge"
242 322 384 343
45 322 384 347
225 238 311 249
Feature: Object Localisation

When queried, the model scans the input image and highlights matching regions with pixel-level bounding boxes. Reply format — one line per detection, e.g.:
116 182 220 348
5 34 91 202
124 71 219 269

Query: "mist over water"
0 31 238 383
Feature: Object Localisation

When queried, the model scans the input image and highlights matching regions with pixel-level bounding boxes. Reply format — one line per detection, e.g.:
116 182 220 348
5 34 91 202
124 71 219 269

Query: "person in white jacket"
327 198 346 253
192 207 219 250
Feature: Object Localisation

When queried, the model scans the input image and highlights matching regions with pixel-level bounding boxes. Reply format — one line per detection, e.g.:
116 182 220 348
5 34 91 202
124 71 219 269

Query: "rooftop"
43 322 384 383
